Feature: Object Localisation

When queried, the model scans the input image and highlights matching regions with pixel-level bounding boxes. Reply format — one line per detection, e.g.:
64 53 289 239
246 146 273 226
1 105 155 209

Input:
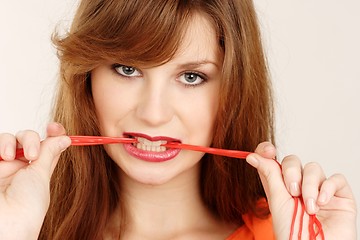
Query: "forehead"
173 13 222 64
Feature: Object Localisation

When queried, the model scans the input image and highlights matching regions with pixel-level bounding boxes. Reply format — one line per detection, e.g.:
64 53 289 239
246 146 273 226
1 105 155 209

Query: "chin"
127 169 178 186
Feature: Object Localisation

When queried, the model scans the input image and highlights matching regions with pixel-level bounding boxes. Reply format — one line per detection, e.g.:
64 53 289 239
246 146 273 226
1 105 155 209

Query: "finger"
246 153 290 200
254 141 277 159
4 135 71 213
46 122 67 137
281 155 303 197
0 133 17 161
15 130 41 161
317 173 355 207
45 122 68 173
0 160 28 181
30 135 71 179
301 162 326 214
249 142 287 198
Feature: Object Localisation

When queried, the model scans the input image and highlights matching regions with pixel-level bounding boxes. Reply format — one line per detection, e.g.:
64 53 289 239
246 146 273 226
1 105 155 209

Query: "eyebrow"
177 60 220 69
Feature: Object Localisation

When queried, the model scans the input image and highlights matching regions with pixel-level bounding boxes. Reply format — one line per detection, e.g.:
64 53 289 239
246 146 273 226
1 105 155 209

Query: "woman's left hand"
246 142 357 240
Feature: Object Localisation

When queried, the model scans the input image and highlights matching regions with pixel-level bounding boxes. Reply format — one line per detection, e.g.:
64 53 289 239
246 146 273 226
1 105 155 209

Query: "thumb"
5 135 71 212
246 153 289 198
30 135 71 180
246 151 295 239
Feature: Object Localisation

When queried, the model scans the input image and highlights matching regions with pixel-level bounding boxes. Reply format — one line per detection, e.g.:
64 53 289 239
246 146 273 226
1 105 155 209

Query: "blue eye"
178 72 206 86
113 64 141 77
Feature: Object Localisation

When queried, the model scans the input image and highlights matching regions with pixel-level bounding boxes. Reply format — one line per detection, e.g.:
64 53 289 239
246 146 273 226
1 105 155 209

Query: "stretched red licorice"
0 135 324 239
0 136 137 161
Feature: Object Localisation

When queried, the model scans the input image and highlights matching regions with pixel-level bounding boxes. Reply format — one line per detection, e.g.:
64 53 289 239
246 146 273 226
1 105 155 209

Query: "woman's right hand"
0 122 71 240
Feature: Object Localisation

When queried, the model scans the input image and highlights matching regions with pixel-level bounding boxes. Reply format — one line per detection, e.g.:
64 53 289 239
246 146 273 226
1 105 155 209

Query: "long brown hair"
39 0 274 239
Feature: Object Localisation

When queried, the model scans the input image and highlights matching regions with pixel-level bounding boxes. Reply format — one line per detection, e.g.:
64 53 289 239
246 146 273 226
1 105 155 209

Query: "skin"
247 144 357 239
0 132 357 239
0 13 356 240
0 123 71 239
95 14 235 239
91 13 222 186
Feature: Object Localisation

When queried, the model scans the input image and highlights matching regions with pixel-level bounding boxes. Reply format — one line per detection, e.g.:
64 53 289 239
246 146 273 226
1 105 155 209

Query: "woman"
0 0 356 239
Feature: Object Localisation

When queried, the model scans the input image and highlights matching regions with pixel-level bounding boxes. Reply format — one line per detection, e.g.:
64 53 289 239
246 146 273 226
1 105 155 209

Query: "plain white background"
1 0 359 232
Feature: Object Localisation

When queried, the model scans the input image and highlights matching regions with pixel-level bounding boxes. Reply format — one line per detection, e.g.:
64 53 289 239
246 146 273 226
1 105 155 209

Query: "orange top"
226 213 275 240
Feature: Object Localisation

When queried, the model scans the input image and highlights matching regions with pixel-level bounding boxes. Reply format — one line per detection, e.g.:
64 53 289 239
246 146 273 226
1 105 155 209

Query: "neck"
122 163 207 231
104 162 235 239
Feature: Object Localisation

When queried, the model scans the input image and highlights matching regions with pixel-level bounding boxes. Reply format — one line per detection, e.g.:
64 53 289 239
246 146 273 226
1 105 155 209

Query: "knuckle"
304 161 320 170
257 141 276 154
0 132 15 139
282 154 300 162
332 173 344 179
15 130 26 138
255 141 270 152
330 173 347 185
0 133 16 144
15 130 40 143
259 141 272 148
281 155 300 170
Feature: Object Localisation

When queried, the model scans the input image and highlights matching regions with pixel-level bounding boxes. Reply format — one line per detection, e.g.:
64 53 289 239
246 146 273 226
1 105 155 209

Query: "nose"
135 80 173 126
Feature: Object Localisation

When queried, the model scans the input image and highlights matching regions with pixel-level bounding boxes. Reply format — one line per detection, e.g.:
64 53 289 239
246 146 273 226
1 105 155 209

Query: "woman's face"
91 13 223 185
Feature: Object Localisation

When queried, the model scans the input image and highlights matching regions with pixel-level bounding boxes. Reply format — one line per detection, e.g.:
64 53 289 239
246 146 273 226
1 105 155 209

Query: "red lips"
122 132 181 162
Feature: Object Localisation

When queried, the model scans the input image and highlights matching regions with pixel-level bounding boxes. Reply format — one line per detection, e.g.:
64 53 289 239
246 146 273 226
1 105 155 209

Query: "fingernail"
306 198 318 213
246 155 259 167
318 192 327 204
290 182 300 196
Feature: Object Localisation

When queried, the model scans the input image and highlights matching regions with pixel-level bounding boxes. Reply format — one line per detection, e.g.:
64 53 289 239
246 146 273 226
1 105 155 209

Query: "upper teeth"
134 137 167 152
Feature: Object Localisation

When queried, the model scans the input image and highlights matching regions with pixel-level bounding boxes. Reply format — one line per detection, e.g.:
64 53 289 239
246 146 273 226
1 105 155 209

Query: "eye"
113 64 142 77
178 72 206 86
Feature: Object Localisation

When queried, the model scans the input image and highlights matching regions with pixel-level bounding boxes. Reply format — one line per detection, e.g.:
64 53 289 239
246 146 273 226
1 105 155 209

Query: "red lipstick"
123 132 181 162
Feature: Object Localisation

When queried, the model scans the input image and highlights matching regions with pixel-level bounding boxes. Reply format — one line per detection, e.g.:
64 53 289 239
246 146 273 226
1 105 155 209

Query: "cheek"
196 92 218 124
91 75 133 133
200 90 219 135
181 86 219 144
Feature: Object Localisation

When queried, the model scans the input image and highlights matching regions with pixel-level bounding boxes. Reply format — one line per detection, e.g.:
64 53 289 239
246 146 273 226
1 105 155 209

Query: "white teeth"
134 137 167 152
